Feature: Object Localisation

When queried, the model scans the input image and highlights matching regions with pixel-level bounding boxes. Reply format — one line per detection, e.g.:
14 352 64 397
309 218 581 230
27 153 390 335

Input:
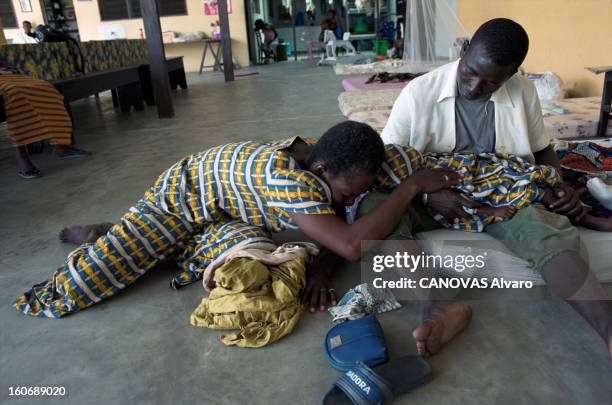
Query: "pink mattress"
341 76 409 92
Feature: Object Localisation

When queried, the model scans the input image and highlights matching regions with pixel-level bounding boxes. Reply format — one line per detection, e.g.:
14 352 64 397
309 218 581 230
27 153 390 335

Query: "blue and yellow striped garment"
14 138 412 318
374 145 562 232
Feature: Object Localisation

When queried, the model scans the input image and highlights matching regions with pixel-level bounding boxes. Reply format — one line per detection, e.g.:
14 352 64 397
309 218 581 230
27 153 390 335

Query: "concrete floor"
1 62 611 405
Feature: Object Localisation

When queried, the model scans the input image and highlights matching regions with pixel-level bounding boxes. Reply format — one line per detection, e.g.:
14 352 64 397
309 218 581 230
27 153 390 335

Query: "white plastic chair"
301 31 324 60
336 32 357 56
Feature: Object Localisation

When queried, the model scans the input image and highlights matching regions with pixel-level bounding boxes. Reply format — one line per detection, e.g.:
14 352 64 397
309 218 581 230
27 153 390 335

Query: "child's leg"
14 197 196 318
475 204 517 220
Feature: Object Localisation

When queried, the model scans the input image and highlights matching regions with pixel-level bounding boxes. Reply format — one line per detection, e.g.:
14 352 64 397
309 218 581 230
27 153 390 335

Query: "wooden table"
164 38 235 75
198 39 223 74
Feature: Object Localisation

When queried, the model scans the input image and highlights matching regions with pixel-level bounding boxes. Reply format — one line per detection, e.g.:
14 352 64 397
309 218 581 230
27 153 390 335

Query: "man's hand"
426 189 477 219
301 267 337 313
547 183 588 221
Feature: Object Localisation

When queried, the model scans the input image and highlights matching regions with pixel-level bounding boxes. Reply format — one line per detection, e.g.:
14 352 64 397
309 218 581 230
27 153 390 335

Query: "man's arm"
381 86 414 145
526 79 585 220
534 145 587 220
533 144 560 171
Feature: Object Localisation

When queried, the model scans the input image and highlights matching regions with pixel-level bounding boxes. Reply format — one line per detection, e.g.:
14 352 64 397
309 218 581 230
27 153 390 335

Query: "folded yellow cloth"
190 256 306 348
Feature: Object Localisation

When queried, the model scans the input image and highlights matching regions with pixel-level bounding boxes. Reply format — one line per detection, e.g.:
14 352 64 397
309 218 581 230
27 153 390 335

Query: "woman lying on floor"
0 62 90 179
15 121 461 318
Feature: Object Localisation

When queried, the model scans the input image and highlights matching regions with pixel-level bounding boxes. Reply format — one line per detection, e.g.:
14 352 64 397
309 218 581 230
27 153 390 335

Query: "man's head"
457 18 529 100
22 21 32 33
308 121 385 205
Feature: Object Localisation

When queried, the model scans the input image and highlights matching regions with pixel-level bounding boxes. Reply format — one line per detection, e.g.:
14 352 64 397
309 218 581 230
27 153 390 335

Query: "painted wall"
3 0 250 71
457 0 612 97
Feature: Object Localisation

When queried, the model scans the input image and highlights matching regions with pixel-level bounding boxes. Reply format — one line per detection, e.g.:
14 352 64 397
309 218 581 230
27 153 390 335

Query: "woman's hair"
308 121 385 179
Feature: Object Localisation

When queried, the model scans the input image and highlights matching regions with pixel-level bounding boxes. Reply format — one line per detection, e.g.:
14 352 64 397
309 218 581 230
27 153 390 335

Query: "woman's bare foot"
477 205 516 219
59 223 114 244
412 302 472 357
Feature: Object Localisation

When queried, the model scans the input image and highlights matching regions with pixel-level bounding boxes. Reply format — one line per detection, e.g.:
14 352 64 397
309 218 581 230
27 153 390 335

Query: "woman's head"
308 121 385 205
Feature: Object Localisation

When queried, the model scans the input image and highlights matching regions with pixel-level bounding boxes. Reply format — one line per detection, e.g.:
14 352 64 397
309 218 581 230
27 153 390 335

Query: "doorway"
40 0 80 40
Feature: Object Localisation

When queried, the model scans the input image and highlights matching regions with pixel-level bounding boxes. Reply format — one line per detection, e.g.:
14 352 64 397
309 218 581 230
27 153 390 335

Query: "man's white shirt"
381 60 550 162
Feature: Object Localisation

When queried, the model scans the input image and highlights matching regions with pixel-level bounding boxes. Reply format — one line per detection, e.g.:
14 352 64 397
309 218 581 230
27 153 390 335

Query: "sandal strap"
334 362 394 405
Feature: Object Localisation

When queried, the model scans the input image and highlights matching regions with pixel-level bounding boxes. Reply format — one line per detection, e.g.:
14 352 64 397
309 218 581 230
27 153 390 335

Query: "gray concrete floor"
1 62 611 405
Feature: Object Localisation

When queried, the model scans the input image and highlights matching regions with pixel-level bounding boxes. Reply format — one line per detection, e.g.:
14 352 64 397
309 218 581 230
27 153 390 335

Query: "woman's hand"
404 168 463 194
301 267 337 312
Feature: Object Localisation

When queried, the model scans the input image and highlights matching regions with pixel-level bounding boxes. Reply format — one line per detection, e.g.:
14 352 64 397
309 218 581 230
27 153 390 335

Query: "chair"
317 30 338 65
254 30 266 65
336 33 357 56
301 31 324 60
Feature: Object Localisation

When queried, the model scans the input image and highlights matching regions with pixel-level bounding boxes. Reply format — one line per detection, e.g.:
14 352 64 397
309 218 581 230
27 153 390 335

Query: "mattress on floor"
348 110 391 133
544 97 612 139
338 89 401 116
415 227 612 284
342 76 408 92
334 59 444 75
340 94 610 139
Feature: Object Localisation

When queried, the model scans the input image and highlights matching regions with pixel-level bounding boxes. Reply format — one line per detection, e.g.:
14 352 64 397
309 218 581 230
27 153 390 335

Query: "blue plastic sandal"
322 356 432 405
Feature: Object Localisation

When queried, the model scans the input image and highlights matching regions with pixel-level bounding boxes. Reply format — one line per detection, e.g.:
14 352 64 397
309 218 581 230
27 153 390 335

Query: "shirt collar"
437 59 515 108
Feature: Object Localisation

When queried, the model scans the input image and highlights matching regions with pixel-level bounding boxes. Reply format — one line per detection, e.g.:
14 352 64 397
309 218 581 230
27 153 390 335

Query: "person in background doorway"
254 19 278 61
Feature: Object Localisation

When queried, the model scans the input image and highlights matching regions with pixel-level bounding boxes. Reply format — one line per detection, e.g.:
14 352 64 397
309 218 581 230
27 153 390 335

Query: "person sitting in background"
254 19 278 61
318 17 336 42
11 21 38 44
23 21 37 39
0 62 90 179
327 9 343 38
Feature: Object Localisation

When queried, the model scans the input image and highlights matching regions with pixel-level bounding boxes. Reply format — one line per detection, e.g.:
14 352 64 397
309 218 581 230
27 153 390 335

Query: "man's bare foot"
577 215 612 232
478 205 516 219
412 302 472 357
59 223 114 244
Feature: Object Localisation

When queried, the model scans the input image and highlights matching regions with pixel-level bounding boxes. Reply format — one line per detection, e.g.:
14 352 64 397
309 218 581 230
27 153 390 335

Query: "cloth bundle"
190 243 318 348
328 283 402 324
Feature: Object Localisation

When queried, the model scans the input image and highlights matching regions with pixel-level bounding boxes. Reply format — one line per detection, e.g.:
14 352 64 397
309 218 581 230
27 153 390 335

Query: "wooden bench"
139 56 187 106
54 66 144 112
0 66 143 128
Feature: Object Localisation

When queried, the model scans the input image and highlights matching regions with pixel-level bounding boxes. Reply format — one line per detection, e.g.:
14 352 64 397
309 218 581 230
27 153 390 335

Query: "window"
0 0 18 28
99 0 187 21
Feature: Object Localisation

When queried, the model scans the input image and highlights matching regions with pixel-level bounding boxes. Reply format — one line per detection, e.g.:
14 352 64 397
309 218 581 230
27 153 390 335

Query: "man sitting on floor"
0 62 90 179
346 18 611 362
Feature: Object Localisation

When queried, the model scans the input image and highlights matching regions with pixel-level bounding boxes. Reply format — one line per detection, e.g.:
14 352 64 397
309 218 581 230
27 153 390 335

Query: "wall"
3 0 250 71
457 0 612 97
